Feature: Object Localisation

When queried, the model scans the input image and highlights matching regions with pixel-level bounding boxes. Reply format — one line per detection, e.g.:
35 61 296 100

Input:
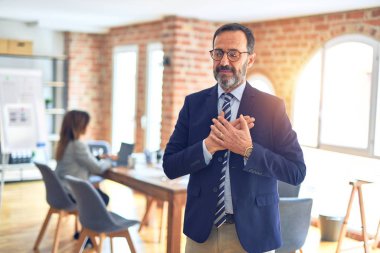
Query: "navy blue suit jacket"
163 83 306 253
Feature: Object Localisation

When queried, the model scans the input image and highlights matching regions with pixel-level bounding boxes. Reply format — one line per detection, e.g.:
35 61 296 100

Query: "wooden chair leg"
125 230 136 253
75 229 88 253
33 208 54 250
372 220 380 249
90 234 99 252
52 210 64 253
98 233 105 253
74 213 80 234
110 237 114 253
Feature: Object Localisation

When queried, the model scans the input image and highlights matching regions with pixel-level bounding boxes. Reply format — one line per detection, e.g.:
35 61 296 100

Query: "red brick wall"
66 17 217 151
65 33 111 140
160 16 218 148
66 7 380 151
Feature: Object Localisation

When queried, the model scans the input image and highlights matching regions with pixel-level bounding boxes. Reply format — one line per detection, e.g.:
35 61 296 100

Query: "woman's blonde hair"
55 110 90 160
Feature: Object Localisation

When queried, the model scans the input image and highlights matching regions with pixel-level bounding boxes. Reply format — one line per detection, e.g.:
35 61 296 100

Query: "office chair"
65 175 139 253
34 162 79 253
278 180 301 198
87 140 111 187
87 140 111 157
275 197 313 253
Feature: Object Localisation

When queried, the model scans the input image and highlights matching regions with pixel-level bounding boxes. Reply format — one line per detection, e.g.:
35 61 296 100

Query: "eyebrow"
214 48 241 51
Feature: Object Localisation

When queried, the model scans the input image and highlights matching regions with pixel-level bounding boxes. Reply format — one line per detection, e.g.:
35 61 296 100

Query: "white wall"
0 20 64 56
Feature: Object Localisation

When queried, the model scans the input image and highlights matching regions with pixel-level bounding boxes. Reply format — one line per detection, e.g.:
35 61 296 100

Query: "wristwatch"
244 145 253 160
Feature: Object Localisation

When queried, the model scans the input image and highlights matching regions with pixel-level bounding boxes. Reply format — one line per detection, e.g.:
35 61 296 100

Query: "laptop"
114 142 134 167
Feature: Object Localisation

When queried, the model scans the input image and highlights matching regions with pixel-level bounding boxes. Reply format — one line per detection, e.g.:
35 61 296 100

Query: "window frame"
294 34 380 158
144 42 164 152
111 45 139 152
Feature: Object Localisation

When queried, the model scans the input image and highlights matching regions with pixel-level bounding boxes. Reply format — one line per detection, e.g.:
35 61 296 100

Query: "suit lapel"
237 82 256 117
205 84 219 120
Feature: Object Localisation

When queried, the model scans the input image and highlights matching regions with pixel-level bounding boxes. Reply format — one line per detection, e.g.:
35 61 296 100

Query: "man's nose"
220 53 230 66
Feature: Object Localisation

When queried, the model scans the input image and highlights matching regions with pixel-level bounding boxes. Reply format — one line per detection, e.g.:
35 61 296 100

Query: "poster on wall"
0 68 47 153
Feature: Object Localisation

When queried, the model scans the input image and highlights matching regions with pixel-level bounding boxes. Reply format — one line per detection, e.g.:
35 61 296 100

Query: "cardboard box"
8 40 33 55
0 39 8 54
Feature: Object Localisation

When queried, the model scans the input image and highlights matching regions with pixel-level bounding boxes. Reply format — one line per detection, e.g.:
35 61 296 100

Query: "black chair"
34 162 79 253
275 197 313 253
65 175 139 253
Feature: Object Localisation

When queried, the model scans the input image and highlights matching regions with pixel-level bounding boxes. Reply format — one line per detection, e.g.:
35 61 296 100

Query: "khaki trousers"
185 223 275 253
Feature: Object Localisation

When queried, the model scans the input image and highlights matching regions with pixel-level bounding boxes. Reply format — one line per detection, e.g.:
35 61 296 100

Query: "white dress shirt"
202 82 246 214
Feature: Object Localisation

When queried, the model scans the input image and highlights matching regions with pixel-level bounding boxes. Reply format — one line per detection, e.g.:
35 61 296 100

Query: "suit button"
217 157 223 162
213 187 218 193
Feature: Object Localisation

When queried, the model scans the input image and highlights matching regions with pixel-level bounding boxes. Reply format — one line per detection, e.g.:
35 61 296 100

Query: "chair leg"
52 210 64 253
74 213 80 234
98 233 105 253
75 229 88 253
90 234 100 252
33 208 54 250
125 230 136 253
110 237 114 253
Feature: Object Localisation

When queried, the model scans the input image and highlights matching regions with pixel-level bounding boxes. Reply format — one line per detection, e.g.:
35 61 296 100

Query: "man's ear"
247 52 256 69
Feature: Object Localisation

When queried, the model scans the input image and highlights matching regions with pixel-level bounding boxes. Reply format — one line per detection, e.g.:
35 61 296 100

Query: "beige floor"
0 180 378 253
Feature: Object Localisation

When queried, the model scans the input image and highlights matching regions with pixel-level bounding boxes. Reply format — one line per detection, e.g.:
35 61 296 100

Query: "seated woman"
55 110 112 205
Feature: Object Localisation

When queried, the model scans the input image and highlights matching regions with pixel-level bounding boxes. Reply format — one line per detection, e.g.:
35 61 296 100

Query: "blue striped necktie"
214 92 234 228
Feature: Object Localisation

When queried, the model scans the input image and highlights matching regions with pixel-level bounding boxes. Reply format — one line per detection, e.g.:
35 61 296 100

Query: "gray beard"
217 74 238 90
214 61 248 91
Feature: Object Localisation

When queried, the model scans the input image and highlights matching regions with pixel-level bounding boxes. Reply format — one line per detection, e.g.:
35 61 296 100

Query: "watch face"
244 146 253 159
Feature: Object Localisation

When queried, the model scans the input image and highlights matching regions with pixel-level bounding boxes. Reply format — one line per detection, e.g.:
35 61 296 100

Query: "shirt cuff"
202 139 213 165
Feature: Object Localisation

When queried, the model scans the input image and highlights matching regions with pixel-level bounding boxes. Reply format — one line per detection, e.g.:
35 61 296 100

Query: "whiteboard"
0 68 47 153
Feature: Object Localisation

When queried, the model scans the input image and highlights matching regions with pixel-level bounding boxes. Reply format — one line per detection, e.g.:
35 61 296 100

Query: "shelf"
0 163 36 170
0 52 67 182
48 134 60 141
0 53 66 60
45 108 65 115
44 81 65 87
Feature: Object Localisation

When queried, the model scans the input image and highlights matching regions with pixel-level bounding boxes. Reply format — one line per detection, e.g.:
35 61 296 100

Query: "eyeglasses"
209 49 250 62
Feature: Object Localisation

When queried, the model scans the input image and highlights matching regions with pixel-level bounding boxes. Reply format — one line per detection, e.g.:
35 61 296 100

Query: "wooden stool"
336 180 372 253
373 220 380 250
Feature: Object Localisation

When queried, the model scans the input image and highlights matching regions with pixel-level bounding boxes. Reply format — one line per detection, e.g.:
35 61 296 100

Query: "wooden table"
104 166 188 253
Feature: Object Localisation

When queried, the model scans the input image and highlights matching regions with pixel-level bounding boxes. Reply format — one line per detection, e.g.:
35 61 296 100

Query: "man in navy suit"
163 23 306 253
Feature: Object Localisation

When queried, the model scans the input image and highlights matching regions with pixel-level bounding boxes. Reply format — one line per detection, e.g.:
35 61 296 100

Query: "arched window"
293 50 322 147
293 35 380 157
248 74 275 95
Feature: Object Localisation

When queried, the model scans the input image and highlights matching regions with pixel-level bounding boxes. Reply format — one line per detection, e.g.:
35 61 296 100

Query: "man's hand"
231 115 255 130
205 112 227 154
205 112 254 155
210 114 253 156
